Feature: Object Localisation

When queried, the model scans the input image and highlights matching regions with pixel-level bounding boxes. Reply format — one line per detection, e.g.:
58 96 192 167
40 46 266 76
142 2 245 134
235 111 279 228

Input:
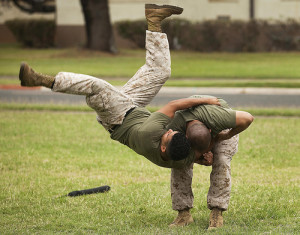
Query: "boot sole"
145 4 183 14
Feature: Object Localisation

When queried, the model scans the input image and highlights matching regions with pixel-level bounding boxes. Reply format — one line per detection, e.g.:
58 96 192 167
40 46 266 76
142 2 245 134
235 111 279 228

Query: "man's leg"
121 4 183 107
52 72 135 130
169 164 194 227
19 64 134 131
207 134 239 229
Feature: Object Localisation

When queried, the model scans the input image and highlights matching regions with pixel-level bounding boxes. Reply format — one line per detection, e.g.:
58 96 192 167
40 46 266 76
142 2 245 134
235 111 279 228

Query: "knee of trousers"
146 66 171 83
212 153 232 168
85 94 103 111
212 139 239 165
162 67 171 79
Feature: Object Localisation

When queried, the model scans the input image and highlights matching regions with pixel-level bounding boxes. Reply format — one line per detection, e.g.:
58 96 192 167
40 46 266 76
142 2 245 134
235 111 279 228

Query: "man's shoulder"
131 107 151 115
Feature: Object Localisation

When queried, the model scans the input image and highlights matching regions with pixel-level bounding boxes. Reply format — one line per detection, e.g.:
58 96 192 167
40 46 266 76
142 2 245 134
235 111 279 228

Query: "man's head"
186 120 211 153
160 129 191 161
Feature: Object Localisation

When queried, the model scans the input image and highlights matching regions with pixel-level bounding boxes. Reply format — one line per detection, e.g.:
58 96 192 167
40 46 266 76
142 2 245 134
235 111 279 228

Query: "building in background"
1 0 299 46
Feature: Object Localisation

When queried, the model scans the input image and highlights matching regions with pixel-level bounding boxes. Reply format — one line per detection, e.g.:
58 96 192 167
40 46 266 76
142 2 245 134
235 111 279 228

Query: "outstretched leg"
121 4 183 107
19 63 135 131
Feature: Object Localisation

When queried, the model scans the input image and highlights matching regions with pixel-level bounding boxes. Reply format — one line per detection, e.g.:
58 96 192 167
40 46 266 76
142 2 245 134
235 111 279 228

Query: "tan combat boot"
208 208 223 230
169 209 194 228
19 62 55 88
145 4 183 32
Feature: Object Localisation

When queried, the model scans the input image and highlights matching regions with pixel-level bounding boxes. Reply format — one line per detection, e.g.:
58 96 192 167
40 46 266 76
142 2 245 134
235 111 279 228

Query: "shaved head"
186 121 211 152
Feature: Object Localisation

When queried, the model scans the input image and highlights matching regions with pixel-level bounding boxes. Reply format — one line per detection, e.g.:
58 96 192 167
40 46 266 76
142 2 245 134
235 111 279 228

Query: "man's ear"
160 144 166 153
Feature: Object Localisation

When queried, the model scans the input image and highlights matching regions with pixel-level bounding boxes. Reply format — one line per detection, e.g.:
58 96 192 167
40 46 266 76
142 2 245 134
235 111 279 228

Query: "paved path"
1 86 300 108
152 87 300 108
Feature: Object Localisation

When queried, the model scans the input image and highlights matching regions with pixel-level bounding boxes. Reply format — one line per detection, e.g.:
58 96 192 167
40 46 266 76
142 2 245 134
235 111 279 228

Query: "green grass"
2 77 299 88
1 102 300 117
1 44 300 87
0 110 299 234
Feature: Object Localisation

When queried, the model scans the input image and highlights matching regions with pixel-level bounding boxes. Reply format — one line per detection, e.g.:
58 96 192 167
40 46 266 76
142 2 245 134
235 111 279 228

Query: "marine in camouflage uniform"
170 134 239 224
167 95 249 229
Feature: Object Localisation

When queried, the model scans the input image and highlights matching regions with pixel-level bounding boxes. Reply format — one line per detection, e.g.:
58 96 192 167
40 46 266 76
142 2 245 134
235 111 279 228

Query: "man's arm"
157 97 220 118
215 111 254 141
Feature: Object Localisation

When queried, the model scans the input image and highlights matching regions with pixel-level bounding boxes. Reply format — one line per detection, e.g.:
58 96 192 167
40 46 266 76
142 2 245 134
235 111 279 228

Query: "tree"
6 0 115 52
80 0 116 52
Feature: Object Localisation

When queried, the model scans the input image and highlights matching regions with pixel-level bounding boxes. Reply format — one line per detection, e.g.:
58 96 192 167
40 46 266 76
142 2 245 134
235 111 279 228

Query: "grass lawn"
1 44 300 88
0 110 299 234
1 102 300 117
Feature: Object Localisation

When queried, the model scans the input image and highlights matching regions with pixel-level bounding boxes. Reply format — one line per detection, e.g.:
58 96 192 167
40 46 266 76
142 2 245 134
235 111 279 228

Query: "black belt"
108 107 135 134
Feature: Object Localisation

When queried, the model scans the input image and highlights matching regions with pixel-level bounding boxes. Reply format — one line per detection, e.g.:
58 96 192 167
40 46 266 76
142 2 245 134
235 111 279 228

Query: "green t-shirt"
167 95 236 138
110 107 194 169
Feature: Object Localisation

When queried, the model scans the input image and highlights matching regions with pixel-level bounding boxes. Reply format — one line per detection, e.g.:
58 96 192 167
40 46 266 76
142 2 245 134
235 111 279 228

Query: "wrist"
224 132 232 140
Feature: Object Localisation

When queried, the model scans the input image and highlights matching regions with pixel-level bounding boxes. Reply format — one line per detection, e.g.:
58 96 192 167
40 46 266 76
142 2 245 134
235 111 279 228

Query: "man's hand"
214 130 231 142
194 151 213 166
204 97 221 106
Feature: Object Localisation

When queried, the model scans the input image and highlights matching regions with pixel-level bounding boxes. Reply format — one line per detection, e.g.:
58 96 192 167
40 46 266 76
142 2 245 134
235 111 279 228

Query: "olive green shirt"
110 107 194 169
168 95 236 138
166 95 236 166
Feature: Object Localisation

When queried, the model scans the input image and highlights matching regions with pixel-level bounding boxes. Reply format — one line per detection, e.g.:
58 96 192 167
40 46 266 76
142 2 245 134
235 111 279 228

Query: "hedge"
115 19 300 52
5 19 56 48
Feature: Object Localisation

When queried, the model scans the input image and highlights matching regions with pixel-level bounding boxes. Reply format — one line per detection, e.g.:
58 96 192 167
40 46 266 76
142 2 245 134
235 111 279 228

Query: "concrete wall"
172 0 249 21
56 0 84 25
256 0 300 21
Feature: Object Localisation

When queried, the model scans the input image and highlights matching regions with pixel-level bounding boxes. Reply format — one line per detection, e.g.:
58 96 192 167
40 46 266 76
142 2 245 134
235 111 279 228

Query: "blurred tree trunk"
80 0 116 52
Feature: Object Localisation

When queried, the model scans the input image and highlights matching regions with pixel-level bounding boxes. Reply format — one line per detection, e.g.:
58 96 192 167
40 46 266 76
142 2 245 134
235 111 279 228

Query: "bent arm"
215 111 254 141
157 97 220 118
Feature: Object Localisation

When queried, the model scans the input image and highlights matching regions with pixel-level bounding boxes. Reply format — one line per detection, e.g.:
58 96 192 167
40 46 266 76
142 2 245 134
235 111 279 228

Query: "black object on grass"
68 185 111 197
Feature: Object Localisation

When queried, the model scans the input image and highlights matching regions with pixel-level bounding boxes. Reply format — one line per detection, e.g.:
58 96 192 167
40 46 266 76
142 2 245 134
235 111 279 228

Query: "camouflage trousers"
171 134 239 211
52 31 171 131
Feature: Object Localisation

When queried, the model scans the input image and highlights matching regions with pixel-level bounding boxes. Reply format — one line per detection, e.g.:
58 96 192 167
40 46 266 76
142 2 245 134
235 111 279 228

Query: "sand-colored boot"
145 4 183 32
169 209 194 228
208 208 223 230
19 62 55 88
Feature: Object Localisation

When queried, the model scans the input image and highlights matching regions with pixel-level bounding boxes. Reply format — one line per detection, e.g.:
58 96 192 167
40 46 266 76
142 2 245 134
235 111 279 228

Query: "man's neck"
160 151 169 161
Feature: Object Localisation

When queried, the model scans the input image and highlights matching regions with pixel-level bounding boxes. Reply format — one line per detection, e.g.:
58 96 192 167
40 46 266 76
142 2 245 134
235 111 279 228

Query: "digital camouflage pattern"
52 30 171 131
